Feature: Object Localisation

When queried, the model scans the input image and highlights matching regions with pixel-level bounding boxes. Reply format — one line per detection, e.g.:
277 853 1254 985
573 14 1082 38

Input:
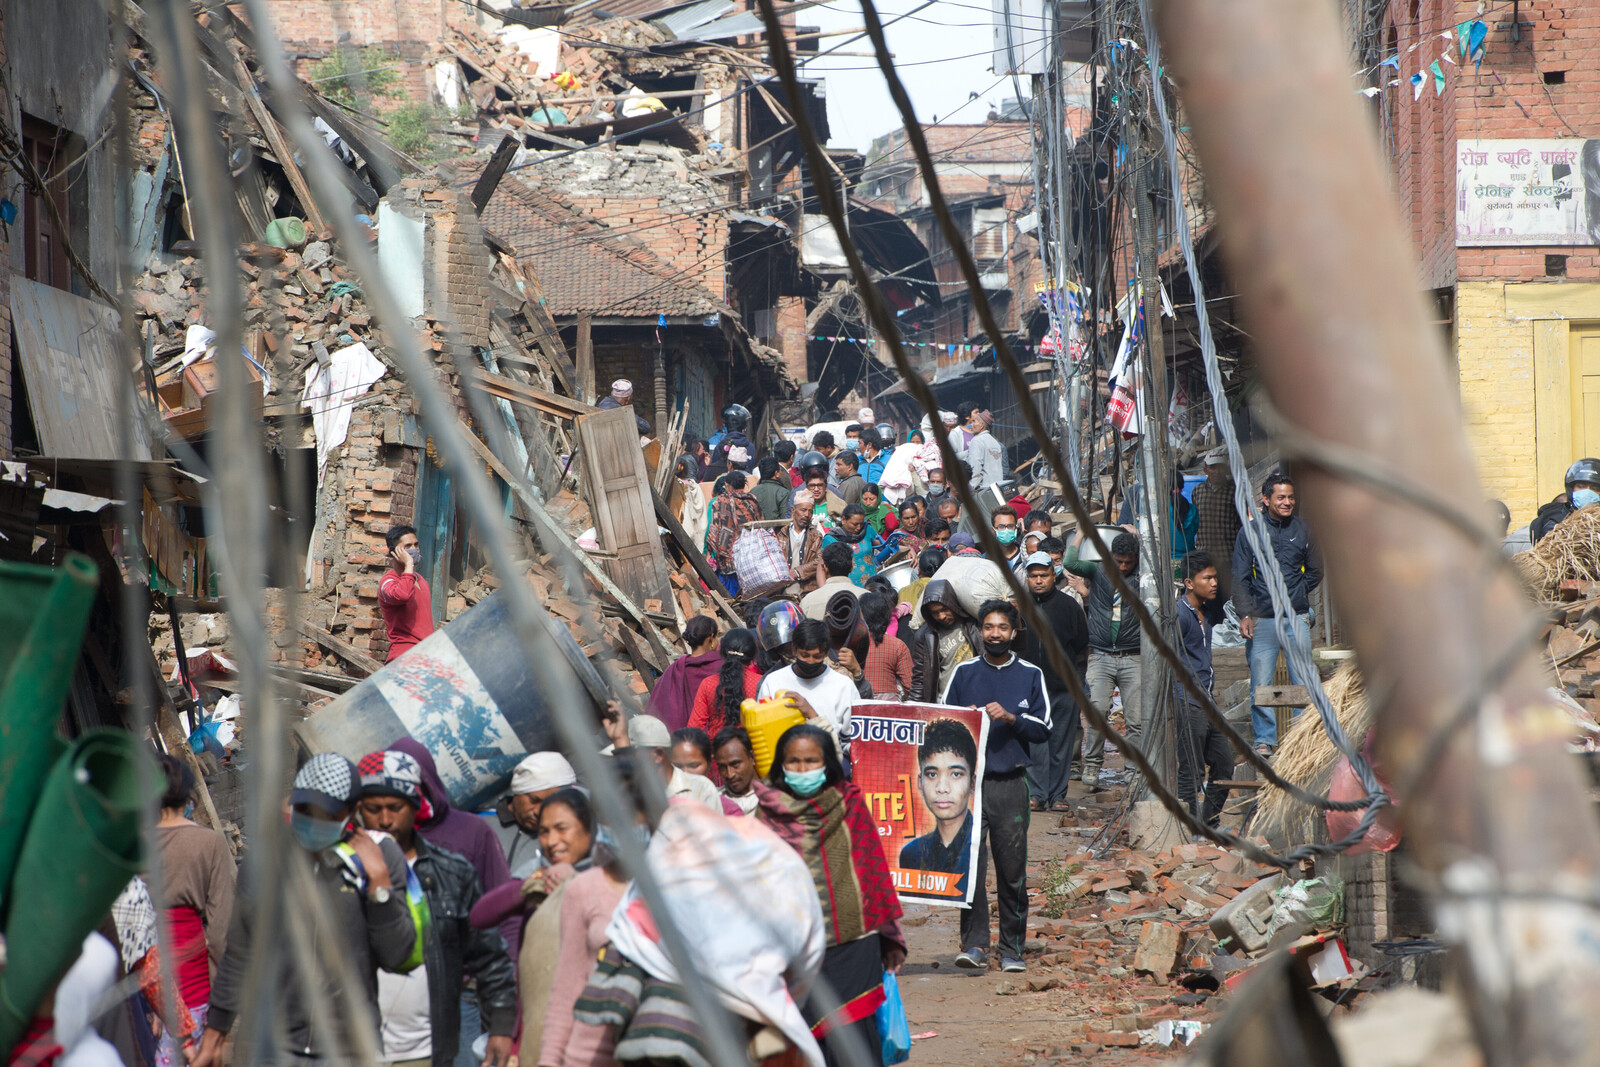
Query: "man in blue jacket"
1231 472 1322 754
941 600 1051 974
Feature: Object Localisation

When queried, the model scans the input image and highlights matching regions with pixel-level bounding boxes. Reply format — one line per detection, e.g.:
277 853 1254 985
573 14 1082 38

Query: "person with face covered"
897 719 979 897
939 601 1051 974
191 754 416 1067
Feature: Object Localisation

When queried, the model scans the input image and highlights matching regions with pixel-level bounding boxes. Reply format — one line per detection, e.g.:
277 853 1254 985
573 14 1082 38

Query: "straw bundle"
1512 503 1600 600
1248 664 1372 849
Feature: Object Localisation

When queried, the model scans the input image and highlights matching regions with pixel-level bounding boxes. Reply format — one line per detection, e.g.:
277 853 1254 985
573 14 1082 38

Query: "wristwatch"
369 885 392 905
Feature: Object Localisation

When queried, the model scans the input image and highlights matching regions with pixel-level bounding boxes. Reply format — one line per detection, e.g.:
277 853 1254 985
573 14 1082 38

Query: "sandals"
1253 743 1275 760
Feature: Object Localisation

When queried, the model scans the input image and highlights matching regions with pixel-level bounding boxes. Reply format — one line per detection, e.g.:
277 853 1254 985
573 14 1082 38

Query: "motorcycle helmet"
797 449 828 480
721 403 751 432
756 600 803 651
1565 458 1600 493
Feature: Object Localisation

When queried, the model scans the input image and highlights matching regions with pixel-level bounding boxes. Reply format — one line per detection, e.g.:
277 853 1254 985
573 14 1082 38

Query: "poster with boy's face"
845 702 989 908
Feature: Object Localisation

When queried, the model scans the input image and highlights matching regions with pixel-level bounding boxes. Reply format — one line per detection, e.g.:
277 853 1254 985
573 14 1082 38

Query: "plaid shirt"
707 490 763 573
863 633 914 699
1191 479 1241 569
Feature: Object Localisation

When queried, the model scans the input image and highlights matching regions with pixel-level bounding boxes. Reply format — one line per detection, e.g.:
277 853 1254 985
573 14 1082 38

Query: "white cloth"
720 788 759 815
757 665 858 752
55 934 123 1067
604 802 826 1067
668 766 723 808
302 341 387 486
378 859 432 1062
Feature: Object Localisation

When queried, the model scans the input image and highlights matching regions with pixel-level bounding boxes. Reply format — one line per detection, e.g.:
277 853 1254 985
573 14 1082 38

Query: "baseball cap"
511 751 578 794
1203 447 1227 467
627 714 672 749
1024 551 1054 571
291 753 357 816
357 749 433 820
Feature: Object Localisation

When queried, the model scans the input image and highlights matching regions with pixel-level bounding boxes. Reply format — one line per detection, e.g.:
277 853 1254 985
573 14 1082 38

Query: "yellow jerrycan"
740 693 805 776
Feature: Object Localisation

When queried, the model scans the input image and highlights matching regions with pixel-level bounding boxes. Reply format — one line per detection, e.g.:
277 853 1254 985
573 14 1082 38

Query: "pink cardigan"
539 867 625 1067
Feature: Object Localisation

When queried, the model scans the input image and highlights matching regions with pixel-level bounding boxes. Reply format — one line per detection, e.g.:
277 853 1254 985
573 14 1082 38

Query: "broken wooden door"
575 407 672 608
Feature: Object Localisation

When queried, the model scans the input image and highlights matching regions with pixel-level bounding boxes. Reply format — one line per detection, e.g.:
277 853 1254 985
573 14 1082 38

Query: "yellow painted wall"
1456 281 1540 522
1455 281 1600 526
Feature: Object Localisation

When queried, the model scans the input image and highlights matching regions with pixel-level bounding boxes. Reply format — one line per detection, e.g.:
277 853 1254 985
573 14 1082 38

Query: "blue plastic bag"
876 971 911 1065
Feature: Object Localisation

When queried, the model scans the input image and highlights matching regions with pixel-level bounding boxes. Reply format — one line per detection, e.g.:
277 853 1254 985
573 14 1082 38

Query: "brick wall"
261 0 449 102
774 295 807 381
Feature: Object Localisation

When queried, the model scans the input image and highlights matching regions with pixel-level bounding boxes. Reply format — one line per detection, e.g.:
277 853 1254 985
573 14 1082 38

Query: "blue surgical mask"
290 811 347 853
785 768 828 797
845 438 861 451
1575 488 1600 509
996 528 1019 545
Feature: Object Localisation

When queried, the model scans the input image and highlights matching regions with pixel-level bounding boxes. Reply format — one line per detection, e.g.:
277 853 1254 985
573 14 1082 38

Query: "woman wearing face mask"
755 725 904 1067
152 755 235 1065
471 786 600 1064
540 757 656 1067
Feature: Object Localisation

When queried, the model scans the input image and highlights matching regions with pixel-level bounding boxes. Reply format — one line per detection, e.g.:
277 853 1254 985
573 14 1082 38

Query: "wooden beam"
471 134 520 212
141 640 227 848
650 487 744 626
1254 684 1311 707
469 369 596 420
296 617 384 676
575 314 595 407
233 57 329 235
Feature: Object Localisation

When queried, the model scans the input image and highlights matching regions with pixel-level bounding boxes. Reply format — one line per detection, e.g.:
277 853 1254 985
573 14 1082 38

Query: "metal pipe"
1154 0 1600 1061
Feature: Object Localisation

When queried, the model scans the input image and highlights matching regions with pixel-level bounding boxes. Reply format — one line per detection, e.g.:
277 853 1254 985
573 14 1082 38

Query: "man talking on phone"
380 524 435 663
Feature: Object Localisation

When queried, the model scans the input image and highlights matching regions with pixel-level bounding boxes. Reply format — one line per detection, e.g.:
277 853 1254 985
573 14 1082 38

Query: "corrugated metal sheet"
653 0 732 36
666 10 765 40
11 278 153 461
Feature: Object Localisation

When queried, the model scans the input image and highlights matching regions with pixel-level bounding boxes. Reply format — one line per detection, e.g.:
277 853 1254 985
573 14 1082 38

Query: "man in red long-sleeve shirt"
379 524 435 662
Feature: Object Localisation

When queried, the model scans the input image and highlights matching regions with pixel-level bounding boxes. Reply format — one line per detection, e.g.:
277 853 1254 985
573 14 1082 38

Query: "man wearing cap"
857 407 876 433
597 378 651 435
1021 553 1089 812
493 752 577 878
965 410 1007 490
356 751 518 1067
618 714 727 810
193 754 417 1067
1190 448 1241 620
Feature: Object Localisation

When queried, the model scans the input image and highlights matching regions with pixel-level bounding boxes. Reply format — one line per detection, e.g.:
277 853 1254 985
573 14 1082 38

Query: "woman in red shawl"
647 615 721 732
755 724 904 1067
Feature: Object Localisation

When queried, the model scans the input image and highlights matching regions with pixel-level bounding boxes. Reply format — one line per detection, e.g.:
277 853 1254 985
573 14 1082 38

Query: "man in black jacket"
1232 472 1323 753
1021 552 1089 811
1063 530 1143 788
1174 551 1232 824
193 754 417 1067
357 750 518 1067
909 579 983 702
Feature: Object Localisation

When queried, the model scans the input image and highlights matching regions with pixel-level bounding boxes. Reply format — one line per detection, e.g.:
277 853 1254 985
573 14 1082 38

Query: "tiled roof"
481 174 722 320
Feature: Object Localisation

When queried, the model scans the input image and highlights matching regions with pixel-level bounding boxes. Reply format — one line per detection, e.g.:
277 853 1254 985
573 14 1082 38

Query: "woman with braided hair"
687 627 761 735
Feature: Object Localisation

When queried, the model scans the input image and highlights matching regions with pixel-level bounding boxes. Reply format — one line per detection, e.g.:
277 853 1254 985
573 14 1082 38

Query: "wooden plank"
233 57 329 235
576 408 673 607
471 133 521 212
141 640 227 847
651 486 743 626
1254 684 1310 707
296 616 384 676
576 314 595 406
469 368 595 418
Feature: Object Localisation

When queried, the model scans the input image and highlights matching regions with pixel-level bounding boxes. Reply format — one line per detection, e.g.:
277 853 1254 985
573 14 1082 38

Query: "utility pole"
1131 87 1178 794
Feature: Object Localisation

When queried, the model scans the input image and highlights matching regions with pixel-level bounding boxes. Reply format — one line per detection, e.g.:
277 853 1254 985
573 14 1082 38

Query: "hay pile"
1512 502 1600 600
1248 664 1372 849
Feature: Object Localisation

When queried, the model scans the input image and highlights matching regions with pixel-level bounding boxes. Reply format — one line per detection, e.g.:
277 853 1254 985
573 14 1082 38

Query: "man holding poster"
847 703 989 911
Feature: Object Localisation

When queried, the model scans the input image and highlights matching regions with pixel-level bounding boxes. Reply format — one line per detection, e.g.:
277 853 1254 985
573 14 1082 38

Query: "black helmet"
876 424 897 445
756 600 803 651
797 450 828 478
1566 458 1600 493
721 403 751 432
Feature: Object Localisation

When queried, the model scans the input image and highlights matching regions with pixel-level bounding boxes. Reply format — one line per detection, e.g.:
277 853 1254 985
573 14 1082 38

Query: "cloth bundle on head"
512 752 577 795
940 410 958 427
611 379 634 401
357 749 434 821
824 591 869 662
291 753 357 816
857 407 875 425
